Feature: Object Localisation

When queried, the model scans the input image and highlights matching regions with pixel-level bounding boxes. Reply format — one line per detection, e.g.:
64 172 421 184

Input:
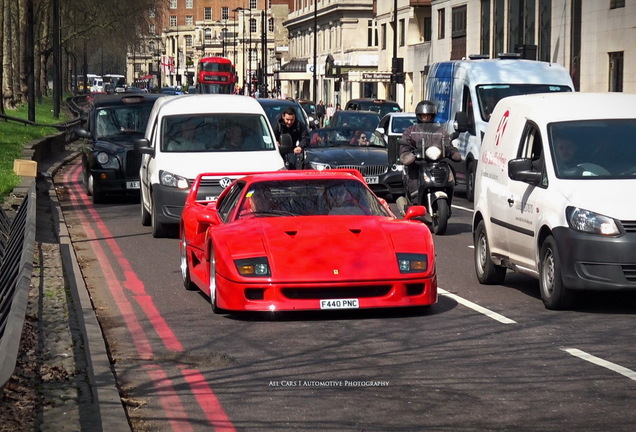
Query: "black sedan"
75 94 163 203
301 127 405 201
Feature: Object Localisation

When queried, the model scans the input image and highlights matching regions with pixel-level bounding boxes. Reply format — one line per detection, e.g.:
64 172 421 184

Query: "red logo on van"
494 110 510 147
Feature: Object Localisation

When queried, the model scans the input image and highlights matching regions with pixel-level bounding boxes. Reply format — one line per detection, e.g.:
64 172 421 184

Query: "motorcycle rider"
399 100 461 198
272 107 309 169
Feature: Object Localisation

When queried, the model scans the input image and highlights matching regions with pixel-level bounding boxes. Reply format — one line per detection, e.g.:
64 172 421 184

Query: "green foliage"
0 97 71 199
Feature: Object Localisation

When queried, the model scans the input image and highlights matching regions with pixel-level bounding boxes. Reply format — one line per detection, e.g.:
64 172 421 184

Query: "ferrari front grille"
281 285 391 300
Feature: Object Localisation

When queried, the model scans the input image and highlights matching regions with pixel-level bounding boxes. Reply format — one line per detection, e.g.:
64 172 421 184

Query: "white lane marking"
562 348 636 381
438 288 517 324
451 203 473 213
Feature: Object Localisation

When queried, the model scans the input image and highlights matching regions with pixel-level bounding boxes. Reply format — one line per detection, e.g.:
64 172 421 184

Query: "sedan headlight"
235 257 271 277
396 253 428 273
566 206 619 235
159 170 189 189
309 161 331 171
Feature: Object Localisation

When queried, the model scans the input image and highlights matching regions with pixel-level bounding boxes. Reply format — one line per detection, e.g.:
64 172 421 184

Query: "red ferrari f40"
179 169 437 313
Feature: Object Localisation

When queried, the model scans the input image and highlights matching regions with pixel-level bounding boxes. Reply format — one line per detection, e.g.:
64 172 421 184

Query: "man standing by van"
273 107 309 169
399 100 460 196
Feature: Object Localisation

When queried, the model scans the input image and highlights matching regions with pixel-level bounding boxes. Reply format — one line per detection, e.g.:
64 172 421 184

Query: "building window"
204 7 212 21
170 15 177 27
494 0 505 56
205 28 212 44
185 35 193 47
134 63 142 73
538 0 551 62
438 8 446 39
149 24 156 35
424 16 432 42
185 0 193 9
185 15 193 26
368 19 378 47
250 18 257 33
249 0 257 9
480 0 490 55
609 52 623 91
452 6 467 38
381 23 387 49
169 0 177 9
399 19 405 47
269 17 274 33
149 7 155 18
222 7 229 20
610 0 625 9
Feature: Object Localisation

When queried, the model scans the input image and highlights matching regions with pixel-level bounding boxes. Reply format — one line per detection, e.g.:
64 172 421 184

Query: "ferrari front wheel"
180 229 196 291
208 252 225 314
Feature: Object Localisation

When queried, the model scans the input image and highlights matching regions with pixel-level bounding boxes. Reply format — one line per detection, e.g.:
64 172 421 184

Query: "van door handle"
507 198 514 207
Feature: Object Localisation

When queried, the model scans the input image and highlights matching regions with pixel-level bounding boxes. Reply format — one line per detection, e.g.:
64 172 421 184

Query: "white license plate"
320 299 359 310
126 181 140 189
364 176 379 184
205 196 218 201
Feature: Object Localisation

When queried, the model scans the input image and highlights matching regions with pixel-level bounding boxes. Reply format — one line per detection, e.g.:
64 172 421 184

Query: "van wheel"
474 220 506 284
466 161 476 202
539 236 574 310
151 201 168 238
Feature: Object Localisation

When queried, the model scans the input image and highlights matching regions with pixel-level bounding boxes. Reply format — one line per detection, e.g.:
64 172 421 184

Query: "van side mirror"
134 138 154 157
508 158 542 186
453 112 471 134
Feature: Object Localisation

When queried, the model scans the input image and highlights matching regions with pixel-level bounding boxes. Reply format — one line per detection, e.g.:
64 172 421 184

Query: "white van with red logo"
472 92 636 310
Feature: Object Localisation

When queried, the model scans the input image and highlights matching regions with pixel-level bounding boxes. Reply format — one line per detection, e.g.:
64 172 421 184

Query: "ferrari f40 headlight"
396 253 428 273
566 206 619 235
235 257 271 277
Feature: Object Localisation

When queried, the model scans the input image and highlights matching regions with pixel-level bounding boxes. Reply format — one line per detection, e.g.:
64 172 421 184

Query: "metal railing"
0 182 36 389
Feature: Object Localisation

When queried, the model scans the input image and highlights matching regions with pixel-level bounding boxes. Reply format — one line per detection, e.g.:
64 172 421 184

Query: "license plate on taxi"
320 299 359 310
364 176 379 184
126 181 140 189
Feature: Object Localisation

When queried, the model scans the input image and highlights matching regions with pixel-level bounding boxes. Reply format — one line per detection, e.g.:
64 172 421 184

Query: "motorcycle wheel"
431 199 449 235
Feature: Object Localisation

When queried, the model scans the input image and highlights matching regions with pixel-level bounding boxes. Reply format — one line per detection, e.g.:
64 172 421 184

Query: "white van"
425 55 574 201
136 94 286 237
472 92 636 310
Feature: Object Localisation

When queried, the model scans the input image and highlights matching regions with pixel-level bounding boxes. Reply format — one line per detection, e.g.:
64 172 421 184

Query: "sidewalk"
0 146 130 431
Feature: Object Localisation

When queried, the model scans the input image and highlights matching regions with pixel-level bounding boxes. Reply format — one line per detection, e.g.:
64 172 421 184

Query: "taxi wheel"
539 236 574 310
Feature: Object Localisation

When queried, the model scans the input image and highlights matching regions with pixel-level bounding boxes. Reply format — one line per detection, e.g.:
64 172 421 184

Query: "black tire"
151 201 168 238
208 250 225 314
84 171 92 197
91 176 104 204
474 220 506 284
539 236 574 310
466 161 476 203
180 229 197 291
140 189 151 226
431 199 449 235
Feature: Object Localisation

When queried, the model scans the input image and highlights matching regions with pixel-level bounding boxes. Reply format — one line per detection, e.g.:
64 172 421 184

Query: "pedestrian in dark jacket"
272 107 309 169
316 100 326 127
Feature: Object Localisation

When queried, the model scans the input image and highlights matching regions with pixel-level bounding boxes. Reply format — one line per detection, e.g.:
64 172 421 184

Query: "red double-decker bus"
196 56 236 94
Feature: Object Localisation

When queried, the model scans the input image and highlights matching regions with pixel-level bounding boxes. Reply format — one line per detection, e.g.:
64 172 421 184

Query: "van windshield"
548 119 636 179
161 114 276 152
477 84 571 121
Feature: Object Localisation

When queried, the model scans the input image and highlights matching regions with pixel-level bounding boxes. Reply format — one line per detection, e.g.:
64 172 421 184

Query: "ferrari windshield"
238 179 392 218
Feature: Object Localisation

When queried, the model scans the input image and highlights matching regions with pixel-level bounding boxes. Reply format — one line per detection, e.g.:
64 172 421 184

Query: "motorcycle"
396 141 456 235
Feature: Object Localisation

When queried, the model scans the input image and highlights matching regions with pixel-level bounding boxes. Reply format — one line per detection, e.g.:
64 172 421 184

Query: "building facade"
129 0 635 110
